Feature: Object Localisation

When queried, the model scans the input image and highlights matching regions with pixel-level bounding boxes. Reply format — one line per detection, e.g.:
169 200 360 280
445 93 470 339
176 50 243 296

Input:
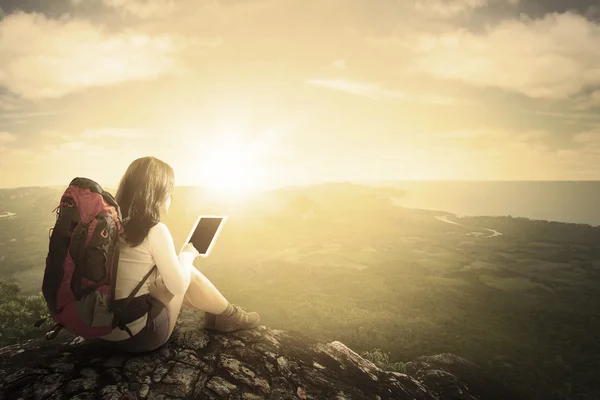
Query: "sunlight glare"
202 142 267 198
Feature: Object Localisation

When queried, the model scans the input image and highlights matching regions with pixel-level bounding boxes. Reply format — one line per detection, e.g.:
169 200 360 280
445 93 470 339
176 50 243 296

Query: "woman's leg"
181 268 229 314
148 267 229 335
149 267 260 336
182 268 260 332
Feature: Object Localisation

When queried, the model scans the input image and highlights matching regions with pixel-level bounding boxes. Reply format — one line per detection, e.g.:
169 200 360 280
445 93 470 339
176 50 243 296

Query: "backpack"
37 177 156 340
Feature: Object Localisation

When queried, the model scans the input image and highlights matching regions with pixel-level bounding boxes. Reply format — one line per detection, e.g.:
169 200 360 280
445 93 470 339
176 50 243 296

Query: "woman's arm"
147 222 194 296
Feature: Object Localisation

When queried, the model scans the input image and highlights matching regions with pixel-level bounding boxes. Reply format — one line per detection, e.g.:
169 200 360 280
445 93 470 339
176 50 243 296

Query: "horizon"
3 178 600 191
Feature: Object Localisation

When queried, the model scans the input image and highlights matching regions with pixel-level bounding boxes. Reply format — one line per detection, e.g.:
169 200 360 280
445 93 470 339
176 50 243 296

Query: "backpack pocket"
70 214 116 284
43 196 80 313
76 290 114 327
83 215 115 282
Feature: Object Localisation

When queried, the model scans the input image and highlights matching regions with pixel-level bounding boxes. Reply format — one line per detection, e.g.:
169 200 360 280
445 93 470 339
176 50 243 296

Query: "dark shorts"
99 296 170 353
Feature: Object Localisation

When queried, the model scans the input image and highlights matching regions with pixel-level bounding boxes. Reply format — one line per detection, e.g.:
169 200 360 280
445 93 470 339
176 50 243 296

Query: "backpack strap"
113 265 158 337
123 265 158 309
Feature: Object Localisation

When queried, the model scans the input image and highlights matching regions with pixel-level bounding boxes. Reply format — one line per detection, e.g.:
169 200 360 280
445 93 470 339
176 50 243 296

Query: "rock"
297 386 307 399
0 320 521 400
405 353 529 400
205 376 238 397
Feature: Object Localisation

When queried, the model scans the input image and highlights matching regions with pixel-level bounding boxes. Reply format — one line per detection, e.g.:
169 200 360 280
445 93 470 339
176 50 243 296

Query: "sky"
1 0 600 189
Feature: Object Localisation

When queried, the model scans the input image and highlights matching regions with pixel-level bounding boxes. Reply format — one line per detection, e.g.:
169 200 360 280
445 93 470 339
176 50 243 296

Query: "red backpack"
38 177 156 340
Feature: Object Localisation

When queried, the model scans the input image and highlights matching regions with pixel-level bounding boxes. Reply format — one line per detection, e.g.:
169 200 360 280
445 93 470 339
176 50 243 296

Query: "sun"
174 116 287 199
197 140 270 199
203 147 264 196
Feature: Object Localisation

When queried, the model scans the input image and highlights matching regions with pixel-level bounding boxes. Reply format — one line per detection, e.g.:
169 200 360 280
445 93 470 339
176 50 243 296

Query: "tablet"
180 216 227 257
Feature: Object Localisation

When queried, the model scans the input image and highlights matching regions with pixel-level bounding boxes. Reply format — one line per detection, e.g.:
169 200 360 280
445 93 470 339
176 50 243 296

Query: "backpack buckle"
45 324 63 340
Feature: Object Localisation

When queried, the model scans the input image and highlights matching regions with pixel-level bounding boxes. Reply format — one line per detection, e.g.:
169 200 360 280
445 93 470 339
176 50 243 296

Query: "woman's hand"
181 242 201 258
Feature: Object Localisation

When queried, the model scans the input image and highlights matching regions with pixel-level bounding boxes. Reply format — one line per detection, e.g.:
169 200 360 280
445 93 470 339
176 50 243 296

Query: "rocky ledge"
0 319 524 400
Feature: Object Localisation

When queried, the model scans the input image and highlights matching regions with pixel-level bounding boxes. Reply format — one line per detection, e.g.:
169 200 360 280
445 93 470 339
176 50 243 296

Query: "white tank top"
100 222 194 341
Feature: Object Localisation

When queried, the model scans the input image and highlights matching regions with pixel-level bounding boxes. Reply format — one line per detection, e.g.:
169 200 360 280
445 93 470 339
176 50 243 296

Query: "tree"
0 280 50 346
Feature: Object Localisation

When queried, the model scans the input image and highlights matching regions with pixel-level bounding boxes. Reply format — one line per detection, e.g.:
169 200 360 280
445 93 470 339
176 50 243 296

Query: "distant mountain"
3 180 600 225
366 180 600 226
0 187 64 216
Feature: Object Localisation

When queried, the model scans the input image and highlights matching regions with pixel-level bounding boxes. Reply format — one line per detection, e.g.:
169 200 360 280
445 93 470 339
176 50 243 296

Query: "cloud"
34 127 162 156
409 12 600 100
573 129 600 147
40 127 158 142
0 132 18 171
41 140 115 158
70 0 175 18
80 127 157 139
0 132 17 143
400 127 600 179
0 110 70 120
0 95 23 111
428 128 549 152
414 0 488 17
39 130 76 140
0 126 156 187
0 12 216 99
55 142 85 151
101 0 175 18
331 59 347 70
571 89 600 110
412 0 519 18
0 147 35 186
46 126 165 156
307 79 406 100
522 109 600 120
307 78 462 104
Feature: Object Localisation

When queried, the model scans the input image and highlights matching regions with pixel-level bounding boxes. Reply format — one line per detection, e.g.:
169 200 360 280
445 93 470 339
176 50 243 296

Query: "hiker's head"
116 156 175 246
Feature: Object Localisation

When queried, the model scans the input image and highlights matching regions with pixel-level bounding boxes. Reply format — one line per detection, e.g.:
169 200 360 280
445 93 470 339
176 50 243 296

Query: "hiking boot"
203 305 260 333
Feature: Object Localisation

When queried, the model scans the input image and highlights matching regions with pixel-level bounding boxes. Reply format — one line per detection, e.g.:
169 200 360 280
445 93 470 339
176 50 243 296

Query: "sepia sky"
1 0 600 189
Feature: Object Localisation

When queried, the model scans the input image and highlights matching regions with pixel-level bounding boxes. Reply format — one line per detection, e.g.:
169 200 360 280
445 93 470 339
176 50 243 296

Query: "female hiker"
99 156 260 352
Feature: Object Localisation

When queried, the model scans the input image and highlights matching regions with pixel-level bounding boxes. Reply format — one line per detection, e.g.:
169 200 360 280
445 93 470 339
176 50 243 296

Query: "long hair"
116 156 175 247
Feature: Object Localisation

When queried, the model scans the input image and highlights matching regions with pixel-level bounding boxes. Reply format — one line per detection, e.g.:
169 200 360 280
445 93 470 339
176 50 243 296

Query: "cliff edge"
0 321 524 400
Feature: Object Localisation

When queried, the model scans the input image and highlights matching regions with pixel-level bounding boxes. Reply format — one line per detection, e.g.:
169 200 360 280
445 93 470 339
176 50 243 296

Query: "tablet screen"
184 216 226 256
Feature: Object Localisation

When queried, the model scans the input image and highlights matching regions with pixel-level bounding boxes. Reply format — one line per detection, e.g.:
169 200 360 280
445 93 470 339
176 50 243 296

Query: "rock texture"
406 354 527 400
0 322 523 400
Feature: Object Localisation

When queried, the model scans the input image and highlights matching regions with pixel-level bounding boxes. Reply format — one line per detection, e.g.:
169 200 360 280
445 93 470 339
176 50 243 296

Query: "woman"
99 156 260 353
